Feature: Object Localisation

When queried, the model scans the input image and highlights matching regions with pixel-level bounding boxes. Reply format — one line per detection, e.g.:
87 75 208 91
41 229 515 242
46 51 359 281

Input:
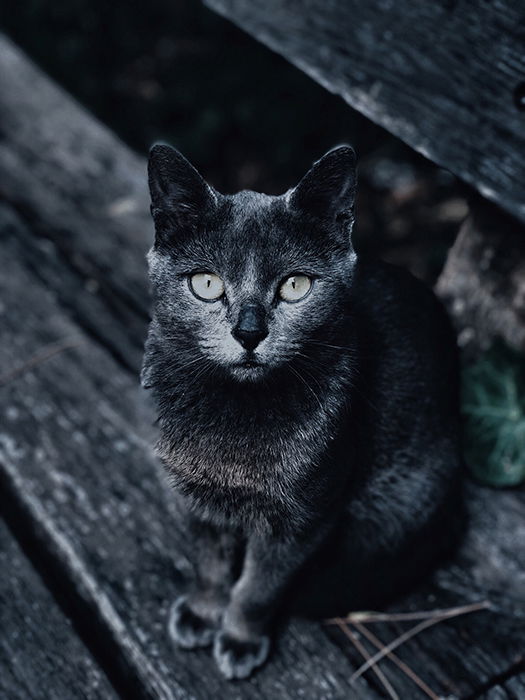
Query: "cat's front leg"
170 517 241 650
213 530 319 679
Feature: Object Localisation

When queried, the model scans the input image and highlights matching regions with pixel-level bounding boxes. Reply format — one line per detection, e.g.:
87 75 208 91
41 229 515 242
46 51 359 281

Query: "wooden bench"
0 33 524 698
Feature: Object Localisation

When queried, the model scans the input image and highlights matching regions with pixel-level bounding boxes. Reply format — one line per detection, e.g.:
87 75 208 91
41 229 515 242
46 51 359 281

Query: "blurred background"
1 0 523 485
1 0 467 279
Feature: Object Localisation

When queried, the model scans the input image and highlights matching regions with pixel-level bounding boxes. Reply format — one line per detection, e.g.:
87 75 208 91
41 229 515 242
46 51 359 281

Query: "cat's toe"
213 630 270 679
168 596 216 649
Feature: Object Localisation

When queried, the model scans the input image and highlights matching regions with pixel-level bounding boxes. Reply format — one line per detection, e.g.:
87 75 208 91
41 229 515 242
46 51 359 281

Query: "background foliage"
463 345 525 487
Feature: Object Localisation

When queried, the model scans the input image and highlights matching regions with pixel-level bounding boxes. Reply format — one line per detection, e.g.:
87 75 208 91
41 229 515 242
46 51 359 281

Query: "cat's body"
143 145 463 679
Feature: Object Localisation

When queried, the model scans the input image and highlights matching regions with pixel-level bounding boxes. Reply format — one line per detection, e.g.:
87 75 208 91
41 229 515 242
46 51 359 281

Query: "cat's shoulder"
353 256 430 295
352 256 446 317
350 256 456 357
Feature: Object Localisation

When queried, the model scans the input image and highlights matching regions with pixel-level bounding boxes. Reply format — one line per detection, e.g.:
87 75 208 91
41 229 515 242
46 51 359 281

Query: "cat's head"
146 144 357 383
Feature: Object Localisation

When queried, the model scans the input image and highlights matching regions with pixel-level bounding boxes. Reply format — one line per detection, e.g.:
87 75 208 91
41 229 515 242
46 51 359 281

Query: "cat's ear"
148 144 216 243
289 146 356 226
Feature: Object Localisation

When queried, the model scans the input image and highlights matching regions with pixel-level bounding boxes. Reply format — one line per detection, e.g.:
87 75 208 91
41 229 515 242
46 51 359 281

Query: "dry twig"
335 620 399 700
0 337 83 387
349 601 490 682
352 621 440 700
326 600 491 625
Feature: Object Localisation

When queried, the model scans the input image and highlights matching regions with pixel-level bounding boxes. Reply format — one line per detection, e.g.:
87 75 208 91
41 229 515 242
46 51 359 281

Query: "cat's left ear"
289 146 357 229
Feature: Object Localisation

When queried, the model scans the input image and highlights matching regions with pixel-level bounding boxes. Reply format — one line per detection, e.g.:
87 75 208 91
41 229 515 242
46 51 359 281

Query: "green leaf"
462 343 525 487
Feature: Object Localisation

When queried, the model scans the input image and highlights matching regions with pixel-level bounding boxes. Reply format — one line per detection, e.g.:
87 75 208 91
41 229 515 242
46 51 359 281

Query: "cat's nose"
232 303 268 352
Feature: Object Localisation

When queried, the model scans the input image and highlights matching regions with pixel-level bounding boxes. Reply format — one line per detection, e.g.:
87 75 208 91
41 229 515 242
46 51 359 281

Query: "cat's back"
351 257 458 373
352 257 454 340
349 257 460 442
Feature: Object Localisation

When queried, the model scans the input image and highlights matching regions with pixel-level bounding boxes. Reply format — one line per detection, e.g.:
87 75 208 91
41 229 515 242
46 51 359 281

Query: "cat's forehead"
222 190 285 236
212 190 321 273
217 190 320 250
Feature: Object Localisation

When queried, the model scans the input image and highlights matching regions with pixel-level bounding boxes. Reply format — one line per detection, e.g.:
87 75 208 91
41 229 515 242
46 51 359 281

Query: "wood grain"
205 0 525 224
0 33 152 372
0 519 116 700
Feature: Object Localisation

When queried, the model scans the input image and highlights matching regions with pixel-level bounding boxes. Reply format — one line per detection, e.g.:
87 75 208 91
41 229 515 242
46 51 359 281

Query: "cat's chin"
230 360 268 383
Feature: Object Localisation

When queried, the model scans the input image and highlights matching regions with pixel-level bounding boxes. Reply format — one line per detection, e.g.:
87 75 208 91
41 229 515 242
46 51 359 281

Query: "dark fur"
142 145 464 679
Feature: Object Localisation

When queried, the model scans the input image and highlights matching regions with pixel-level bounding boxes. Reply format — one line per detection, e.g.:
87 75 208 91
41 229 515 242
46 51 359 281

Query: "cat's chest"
157 403 334 527
160 416 307 487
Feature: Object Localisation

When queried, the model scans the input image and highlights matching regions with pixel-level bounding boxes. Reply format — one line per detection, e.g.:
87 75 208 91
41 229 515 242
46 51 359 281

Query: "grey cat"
142 144 463 679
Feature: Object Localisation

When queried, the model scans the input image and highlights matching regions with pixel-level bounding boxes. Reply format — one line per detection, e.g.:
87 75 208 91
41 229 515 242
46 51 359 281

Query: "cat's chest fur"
154 373 347 532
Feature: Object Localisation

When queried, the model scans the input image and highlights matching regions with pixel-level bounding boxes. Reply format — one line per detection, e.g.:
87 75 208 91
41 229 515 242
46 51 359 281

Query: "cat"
142 144 464 680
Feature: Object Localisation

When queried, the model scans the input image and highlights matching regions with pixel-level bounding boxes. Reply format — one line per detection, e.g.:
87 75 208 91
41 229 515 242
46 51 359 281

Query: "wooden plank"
0 33 151 372
0 210 382 699
2 206 525 698
204 0 525 224
501 674 525 697
0 518 116 700
328 482 525 699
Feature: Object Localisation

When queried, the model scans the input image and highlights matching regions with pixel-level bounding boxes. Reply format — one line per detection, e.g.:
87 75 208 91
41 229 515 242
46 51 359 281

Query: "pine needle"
335 620 399 700
349 601 490 682
0 337 83 386
352 621 440 700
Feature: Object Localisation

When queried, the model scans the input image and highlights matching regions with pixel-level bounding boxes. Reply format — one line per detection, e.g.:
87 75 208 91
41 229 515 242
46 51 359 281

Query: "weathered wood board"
0 211 381 699
1 202 525 697
0 31 524 700
0 518 116 700
0 33 152 373
204 0 525 225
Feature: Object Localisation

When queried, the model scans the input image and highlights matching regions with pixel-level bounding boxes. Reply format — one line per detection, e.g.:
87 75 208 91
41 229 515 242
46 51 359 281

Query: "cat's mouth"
236 359 260 369
231 356 267 380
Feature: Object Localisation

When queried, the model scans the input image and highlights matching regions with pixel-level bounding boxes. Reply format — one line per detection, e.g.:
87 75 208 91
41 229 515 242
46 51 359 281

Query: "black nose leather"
232 304 268 351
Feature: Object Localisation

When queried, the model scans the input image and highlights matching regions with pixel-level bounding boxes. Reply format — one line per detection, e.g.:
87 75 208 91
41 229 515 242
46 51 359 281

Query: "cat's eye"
279 275 312 302
189 272 225 301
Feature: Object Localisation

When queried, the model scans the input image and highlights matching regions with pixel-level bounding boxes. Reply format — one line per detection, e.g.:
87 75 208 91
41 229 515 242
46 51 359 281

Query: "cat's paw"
168 596 216 649
213 630 270 679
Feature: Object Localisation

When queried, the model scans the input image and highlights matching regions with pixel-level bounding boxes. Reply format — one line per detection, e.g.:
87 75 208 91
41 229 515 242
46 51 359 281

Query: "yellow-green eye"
279 275 312 302
190 272 224 301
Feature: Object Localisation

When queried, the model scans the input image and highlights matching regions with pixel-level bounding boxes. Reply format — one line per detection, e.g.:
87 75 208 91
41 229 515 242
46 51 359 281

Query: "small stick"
335 620 399 700
353 621 440 700
350 599 490 683
351 617 443 682
326 600 491 625
0 337 83 386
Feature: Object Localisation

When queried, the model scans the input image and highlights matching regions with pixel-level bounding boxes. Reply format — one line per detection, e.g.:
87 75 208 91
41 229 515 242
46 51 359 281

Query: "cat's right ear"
148 145 216 244
289 146 357 228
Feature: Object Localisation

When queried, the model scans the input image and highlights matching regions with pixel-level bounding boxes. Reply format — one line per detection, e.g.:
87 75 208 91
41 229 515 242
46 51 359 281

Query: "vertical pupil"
292 278 296 289
206 277 211 288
